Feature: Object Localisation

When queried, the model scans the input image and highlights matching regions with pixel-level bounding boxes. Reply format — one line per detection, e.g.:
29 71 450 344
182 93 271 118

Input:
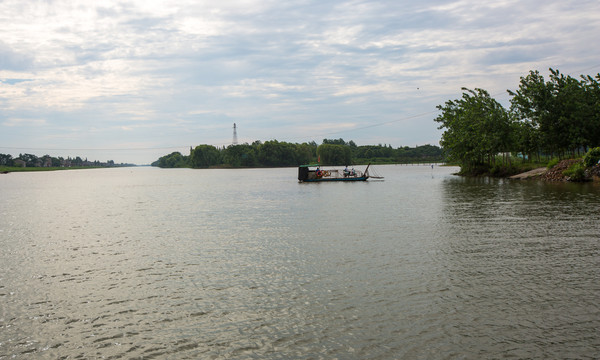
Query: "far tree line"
435 68 600 173
0 153 125 168
152 139 443 168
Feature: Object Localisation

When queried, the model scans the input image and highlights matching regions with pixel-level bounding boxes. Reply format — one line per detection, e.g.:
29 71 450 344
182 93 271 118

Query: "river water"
1 165 598 359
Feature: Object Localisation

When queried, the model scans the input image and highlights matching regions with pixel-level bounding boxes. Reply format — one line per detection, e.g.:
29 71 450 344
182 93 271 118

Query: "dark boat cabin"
298 164 317 181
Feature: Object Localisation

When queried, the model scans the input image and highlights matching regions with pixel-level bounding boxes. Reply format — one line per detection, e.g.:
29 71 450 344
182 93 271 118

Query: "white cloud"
2 117 47 127
0 0 599 163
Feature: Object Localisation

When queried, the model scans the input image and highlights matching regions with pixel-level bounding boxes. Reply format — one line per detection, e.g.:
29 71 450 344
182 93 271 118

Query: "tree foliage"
257 140 299 167
190 145 220 168
435 88 512 171
583 147 600 168
316 144 352 165
0 153 14 166
152 140 442 168
156 152 189 168
222 144 257 167
508 68 600 157
436 68 600 173
0 153 121 168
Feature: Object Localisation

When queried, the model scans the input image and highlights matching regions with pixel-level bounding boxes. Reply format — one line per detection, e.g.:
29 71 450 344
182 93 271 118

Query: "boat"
298 163 371 182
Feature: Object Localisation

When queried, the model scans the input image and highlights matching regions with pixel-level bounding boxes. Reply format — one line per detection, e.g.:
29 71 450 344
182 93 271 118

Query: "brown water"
1 166 599 359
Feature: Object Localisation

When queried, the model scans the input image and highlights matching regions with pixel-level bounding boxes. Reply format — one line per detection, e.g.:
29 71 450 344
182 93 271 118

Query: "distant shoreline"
1 162 449 174
0 166 133 174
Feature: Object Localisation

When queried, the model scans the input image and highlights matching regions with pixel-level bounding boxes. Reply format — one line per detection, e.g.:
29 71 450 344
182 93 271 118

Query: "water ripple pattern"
1 166 599 359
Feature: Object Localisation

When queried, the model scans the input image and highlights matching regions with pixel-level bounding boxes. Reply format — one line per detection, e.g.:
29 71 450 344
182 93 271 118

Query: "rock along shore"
510 159 600 182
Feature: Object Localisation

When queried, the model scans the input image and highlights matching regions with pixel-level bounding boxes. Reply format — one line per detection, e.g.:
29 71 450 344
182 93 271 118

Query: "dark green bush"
547 157 560 169
563 161 587 181
583 147 600 168
489 163 519 177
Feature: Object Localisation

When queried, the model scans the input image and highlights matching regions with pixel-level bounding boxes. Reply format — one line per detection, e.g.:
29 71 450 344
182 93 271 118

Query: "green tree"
513 119 540 162
317 144 352 165
257 140 299 166
547 69 586 155
322 138 347 145
296 143 315 165
152 140 442 168
509 68 600 157
0 153 14 166
18 153 40 167
579 73 600 149
156 152 188 168
435 88 512 171
508 70 552 156
190 145 220 168
583 147 600 168
222 144 257 167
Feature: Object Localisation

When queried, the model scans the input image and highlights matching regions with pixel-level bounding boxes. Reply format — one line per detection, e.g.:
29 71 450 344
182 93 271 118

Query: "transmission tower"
232 123 238 145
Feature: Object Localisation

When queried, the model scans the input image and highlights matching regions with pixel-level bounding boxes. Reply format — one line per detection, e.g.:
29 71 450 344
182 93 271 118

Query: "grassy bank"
456 160 549 177
456 148 600 180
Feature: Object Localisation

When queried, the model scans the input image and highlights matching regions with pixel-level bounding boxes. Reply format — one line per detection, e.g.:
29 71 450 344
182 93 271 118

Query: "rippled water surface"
1 166 599 359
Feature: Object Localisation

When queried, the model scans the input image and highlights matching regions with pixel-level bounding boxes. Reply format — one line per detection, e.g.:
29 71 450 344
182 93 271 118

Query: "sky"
1 0 599 164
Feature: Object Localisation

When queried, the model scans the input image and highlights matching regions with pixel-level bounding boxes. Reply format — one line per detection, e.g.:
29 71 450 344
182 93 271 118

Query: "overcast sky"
1 0 599 164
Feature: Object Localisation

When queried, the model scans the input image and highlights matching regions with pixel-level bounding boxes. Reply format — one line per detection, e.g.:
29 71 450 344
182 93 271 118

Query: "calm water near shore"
1 165 599 359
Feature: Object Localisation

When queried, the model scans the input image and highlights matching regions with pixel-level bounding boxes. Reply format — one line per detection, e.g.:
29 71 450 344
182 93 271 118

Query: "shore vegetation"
435 68 600 177
152 140 444 168
0 153 133 173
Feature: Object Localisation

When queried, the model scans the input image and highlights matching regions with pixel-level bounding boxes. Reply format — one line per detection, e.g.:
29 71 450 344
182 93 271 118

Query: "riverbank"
509 159 600 182
508 167 547 179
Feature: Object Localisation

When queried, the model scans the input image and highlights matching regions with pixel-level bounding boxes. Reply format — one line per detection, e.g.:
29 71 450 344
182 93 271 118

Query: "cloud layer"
1 0 599 163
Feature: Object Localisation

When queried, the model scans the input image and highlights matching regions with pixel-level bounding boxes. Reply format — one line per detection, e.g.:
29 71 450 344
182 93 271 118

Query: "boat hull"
300 176 368 182
297 163 372 182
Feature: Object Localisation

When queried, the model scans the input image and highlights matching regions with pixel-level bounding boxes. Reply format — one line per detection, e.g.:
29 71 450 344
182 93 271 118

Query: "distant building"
14 159 26 167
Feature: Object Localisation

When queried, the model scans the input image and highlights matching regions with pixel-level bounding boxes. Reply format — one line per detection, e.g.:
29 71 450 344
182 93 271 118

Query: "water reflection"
436 176 600 358
1 167 599 359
